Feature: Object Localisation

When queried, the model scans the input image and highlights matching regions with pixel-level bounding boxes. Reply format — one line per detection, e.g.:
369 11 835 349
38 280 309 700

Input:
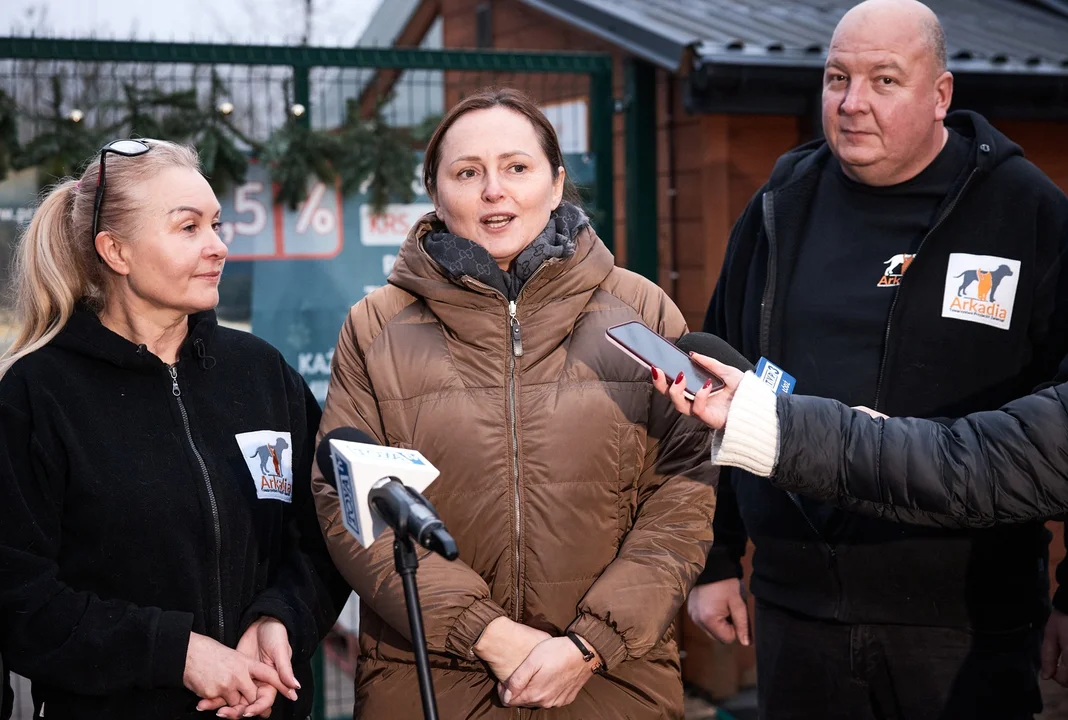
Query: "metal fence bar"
588 64 614 254
0 38 612 74
625 57 657 281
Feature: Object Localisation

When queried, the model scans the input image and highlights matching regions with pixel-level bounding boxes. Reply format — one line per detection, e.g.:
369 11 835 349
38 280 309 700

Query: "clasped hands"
183 617 300 719
474 616 602 709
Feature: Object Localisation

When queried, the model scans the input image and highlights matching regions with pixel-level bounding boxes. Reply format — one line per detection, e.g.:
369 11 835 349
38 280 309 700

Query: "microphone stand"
388 504 440 720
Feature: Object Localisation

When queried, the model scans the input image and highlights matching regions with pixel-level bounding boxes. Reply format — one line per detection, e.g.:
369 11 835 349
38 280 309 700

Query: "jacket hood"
50 303 219 373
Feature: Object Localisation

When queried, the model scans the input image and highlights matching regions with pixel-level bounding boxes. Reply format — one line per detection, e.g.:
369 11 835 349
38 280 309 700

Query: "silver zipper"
759 189 840 612
169 364 225 640
507 300 523 636
508 301 523 358
456 267 553 720
758 191 777 357
506 295 529 720
457 267 550 720
872 168 979 411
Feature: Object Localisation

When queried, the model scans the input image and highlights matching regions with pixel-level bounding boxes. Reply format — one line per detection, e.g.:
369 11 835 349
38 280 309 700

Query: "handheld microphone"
676 332 795 396
675 332 753 373
317 427 459 561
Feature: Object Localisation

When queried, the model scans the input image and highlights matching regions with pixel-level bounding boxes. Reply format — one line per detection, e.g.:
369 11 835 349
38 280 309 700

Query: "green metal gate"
0 36 614 720
0 37 614 246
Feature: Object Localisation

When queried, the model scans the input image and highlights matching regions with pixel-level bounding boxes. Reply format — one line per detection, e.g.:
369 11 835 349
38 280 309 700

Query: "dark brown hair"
422 87 580 205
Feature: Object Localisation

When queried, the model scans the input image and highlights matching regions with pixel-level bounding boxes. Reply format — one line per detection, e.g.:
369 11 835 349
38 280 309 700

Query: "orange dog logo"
954 264 1014 302
976 271 992 301
878 253 916 287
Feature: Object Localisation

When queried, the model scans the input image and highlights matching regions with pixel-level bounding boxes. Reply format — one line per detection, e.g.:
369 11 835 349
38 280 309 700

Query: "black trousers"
754 599 1044 720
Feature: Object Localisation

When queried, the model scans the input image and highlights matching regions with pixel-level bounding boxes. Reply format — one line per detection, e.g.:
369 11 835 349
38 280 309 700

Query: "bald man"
692 0 1068 717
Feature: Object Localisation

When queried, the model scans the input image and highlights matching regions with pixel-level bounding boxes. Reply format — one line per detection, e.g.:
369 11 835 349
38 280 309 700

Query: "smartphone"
605 321 725 400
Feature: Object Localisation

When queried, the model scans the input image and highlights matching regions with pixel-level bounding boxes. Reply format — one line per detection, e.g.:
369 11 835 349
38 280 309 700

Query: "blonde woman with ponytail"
0 139 346 720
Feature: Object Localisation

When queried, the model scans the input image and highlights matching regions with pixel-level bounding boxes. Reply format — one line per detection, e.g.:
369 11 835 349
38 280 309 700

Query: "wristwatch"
566 631 606 675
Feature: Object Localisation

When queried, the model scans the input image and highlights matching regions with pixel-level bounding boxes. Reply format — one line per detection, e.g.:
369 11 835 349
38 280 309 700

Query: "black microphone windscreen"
316 427 378 487
675 332 754 373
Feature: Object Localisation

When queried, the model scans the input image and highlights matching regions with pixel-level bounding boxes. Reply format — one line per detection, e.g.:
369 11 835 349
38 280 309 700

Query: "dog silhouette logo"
878 253 916 287
250 437 289 476
954 264 1014 302
236 431 294 503
883 254 915 276
942 254 1021 330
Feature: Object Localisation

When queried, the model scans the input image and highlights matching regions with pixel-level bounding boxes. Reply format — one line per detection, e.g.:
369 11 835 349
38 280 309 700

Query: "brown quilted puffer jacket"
312 214 717 719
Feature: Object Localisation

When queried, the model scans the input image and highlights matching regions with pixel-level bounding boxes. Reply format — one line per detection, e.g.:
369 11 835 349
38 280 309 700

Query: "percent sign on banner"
219 161 344 260
294 181 337 235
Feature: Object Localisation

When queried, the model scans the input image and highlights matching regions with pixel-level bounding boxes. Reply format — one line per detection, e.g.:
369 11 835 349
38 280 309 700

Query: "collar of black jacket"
766 109 1022 192
51 300 219 373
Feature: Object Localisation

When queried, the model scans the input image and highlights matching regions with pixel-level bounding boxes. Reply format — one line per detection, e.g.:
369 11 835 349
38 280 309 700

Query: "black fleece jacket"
0 307 348 719
700 110 1068 630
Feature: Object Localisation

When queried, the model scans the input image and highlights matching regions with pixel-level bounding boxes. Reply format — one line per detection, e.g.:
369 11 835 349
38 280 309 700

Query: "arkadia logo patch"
941 253 1020 330
235 430 294 502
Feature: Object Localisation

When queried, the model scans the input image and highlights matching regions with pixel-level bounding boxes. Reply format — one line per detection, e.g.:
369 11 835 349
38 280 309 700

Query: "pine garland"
197 123 250 194
9 71 422 214
193 71 251 194
338 96 417 211
260 116 342 210
119 76 250 194
15 76 102 179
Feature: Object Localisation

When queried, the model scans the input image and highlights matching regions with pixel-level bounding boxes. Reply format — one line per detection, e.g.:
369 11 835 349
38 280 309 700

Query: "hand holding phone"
605 321 725 400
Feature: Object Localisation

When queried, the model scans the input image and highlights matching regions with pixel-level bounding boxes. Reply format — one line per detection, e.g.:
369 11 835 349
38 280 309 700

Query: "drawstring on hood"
194 338 217 370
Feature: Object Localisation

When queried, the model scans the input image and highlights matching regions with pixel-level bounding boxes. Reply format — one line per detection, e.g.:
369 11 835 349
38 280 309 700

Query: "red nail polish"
703 378 714 389
675 372 685 385
651 367 659 381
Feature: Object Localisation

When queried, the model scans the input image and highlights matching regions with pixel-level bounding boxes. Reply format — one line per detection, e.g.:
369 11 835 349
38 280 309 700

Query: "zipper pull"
508 301 523 357
169 365 180 397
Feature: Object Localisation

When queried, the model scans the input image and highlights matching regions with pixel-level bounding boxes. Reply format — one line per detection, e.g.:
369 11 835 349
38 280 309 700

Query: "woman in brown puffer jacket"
311 87 717 719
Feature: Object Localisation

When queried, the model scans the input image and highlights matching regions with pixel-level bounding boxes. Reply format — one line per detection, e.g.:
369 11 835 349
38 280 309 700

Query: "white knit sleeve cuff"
710 372 780 477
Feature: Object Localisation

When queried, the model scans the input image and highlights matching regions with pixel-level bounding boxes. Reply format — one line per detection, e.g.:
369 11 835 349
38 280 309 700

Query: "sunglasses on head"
90 139 153 249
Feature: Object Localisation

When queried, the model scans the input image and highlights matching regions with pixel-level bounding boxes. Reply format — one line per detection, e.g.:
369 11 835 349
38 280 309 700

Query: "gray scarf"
422 202 589 301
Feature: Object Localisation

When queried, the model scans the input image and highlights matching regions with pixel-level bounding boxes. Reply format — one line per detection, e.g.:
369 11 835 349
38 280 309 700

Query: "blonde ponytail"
1 180 94 377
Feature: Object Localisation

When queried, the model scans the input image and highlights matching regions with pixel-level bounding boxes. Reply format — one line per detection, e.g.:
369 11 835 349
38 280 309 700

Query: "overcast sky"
4 0 385 46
